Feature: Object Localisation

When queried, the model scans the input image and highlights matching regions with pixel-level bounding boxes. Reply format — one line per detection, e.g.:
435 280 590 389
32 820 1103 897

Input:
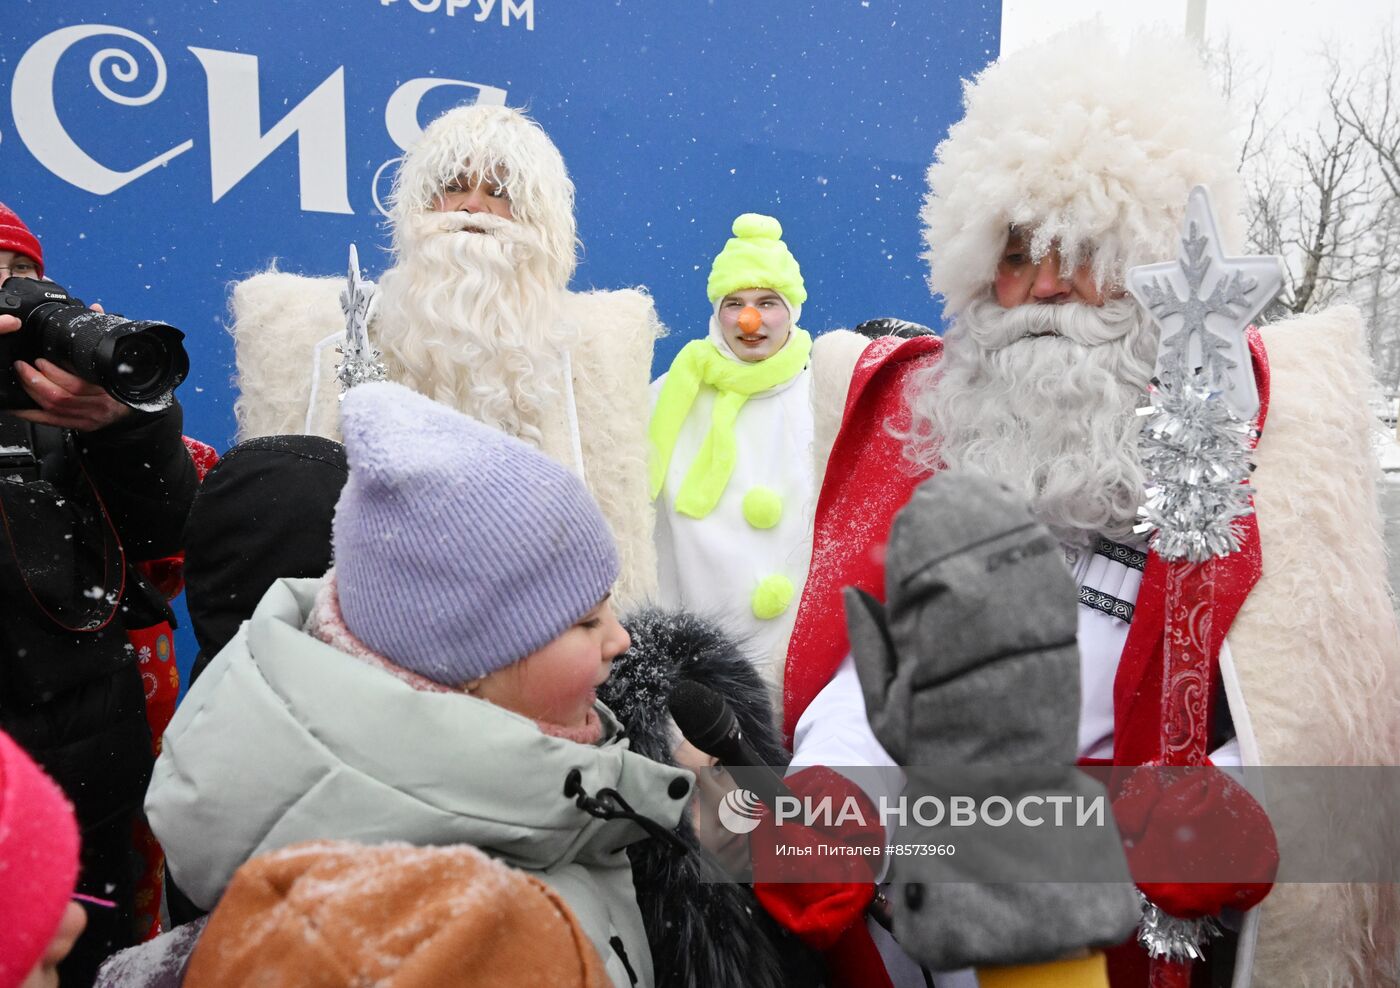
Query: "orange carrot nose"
737 307 763 333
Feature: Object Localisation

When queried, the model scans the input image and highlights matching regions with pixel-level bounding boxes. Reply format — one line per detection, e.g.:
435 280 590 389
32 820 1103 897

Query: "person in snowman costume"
649 213 835 679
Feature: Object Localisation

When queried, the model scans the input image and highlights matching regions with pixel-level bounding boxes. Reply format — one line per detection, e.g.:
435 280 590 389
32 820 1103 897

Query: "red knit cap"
0 203 44 279
0 730 80 988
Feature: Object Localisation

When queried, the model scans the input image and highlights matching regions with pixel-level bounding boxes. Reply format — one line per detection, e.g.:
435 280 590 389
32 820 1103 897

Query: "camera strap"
0 445 125 633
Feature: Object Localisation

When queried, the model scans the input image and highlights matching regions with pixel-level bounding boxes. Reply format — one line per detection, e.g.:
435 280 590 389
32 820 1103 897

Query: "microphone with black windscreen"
667 680 793 809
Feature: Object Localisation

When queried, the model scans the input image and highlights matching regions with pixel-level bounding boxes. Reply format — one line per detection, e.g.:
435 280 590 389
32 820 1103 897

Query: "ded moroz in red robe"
775 330 1276 987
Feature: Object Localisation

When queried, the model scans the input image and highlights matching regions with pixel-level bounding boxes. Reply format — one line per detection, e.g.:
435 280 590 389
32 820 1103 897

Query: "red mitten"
182 436 221 479
1110 763 1277 918
753 878 876 952
750 766 883 950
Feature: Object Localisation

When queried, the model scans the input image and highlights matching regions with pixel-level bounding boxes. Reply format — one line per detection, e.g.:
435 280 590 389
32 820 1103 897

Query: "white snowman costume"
652 313 816 677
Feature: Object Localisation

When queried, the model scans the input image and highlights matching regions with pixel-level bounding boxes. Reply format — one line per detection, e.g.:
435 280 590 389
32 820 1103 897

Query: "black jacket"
602 607 823 988
0 402 196 983
0 401 196 714
182 434 348 681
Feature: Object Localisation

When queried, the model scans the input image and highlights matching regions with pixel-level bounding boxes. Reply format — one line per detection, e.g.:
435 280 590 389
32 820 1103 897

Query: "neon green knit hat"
706 213 807 306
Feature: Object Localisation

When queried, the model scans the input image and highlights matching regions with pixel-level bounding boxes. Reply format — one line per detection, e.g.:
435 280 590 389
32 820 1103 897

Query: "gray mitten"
848 471 1080 765
845 586 913 763
845 471 1138 969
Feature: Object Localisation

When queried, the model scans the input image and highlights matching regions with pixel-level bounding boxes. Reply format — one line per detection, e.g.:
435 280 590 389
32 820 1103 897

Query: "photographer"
0 202 196 986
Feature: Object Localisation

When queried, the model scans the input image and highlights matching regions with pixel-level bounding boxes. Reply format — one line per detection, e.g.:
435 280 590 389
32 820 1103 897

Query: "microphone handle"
712 734 794 811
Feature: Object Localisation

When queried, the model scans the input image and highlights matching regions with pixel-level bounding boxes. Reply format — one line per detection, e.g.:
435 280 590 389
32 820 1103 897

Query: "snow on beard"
905 295 1158 547
374 208 574 449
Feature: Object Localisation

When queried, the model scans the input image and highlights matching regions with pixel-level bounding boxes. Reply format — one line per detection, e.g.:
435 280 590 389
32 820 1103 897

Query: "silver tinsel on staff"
1134 889 1222 964
1134 382 1256 563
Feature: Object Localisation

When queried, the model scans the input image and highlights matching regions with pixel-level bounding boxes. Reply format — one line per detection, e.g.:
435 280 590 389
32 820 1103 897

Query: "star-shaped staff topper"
337 243 386 393
1126 186 1283 422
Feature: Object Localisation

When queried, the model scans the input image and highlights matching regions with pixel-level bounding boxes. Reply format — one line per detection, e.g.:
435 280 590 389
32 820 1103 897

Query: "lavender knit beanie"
333 382 619 685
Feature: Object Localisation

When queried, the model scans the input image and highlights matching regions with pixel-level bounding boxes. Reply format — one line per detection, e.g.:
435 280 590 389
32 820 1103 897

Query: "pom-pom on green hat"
706 213 807 306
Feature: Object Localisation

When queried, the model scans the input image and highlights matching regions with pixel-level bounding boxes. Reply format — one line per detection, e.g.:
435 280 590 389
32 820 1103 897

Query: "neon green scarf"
649 329 812 519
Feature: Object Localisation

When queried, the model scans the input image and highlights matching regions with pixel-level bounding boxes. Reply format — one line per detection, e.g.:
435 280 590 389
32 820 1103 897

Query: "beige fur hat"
185 840 608 987
921 27 1243 316
389 103 577 284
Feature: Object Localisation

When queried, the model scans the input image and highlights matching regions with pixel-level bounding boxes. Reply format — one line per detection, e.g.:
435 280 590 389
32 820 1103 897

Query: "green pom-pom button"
751 574 794 620
742 486 783 529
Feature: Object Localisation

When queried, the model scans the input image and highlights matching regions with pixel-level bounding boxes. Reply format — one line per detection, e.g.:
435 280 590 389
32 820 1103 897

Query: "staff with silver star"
1125 184 1284 987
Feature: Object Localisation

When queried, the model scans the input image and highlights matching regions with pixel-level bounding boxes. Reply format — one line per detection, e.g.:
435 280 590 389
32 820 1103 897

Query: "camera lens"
37 309 189 409
111 333 168 395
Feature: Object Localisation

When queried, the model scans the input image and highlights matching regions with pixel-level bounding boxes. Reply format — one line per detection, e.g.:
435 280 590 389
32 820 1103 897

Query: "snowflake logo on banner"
1127 186 1283 423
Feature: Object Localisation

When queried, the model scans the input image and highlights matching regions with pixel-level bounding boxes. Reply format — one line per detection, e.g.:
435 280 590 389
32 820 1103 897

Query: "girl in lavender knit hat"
146 382 693 988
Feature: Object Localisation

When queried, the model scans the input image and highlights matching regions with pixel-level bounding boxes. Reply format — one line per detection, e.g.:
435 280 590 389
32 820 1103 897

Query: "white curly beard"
905 296 1158 546
373 210 574 448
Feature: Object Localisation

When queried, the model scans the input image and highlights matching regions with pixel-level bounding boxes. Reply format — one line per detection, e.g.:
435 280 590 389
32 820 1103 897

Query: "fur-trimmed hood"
922 27 1245 316
605 607 821 988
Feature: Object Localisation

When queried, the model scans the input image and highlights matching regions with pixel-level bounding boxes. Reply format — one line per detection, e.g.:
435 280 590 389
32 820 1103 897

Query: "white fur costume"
229 105 663 608
1227 306 1400 987
231 275 662 609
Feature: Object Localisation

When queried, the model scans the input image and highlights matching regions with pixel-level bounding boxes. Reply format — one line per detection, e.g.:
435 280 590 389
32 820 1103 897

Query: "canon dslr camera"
0 277 189 411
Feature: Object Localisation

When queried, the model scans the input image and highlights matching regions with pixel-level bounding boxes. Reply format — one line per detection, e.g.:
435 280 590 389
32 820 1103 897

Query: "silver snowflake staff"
336 243 387 393
1124 187 1283 982
1135 889 1222 965
1127 185 1283 423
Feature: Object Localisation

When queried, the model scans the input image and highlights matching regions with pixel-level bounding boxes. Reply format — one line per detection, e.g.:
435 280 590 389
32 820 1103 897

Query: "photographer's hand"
1 305 133 432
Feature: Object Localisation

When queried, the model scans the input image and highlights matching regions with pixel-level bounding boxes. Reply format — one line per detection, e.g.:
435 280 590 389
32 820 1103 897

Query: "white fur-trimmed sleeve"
1227 305 1400 988
1230 305 1400 766
809 329 871 482
230 270 346 442
565 288 665 611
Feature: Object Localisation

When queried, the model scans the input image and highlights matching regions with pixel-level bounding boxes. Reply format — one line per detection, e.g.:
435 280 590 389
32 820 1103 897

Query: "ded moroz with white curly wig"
881 27 1400 988
228 99 667 609
905 27 1242 545
374 104 579 447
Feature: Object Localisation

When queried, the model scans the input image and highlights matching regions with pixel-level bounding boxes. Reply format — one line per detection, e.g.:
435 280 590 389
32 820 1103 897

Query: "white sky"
1001 0 1395 130
1002 0 1391 57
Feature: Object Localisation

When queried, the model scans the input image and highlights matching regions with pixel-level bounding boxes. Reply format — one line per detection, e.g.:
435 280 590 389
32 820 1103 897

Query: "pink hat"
0 203 44 278
0 730 80 988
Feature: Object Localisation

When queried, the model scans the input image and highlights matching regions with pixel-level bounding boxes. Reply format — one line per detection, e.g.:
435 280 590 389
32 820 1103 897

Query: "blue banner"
7 0 1000 678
